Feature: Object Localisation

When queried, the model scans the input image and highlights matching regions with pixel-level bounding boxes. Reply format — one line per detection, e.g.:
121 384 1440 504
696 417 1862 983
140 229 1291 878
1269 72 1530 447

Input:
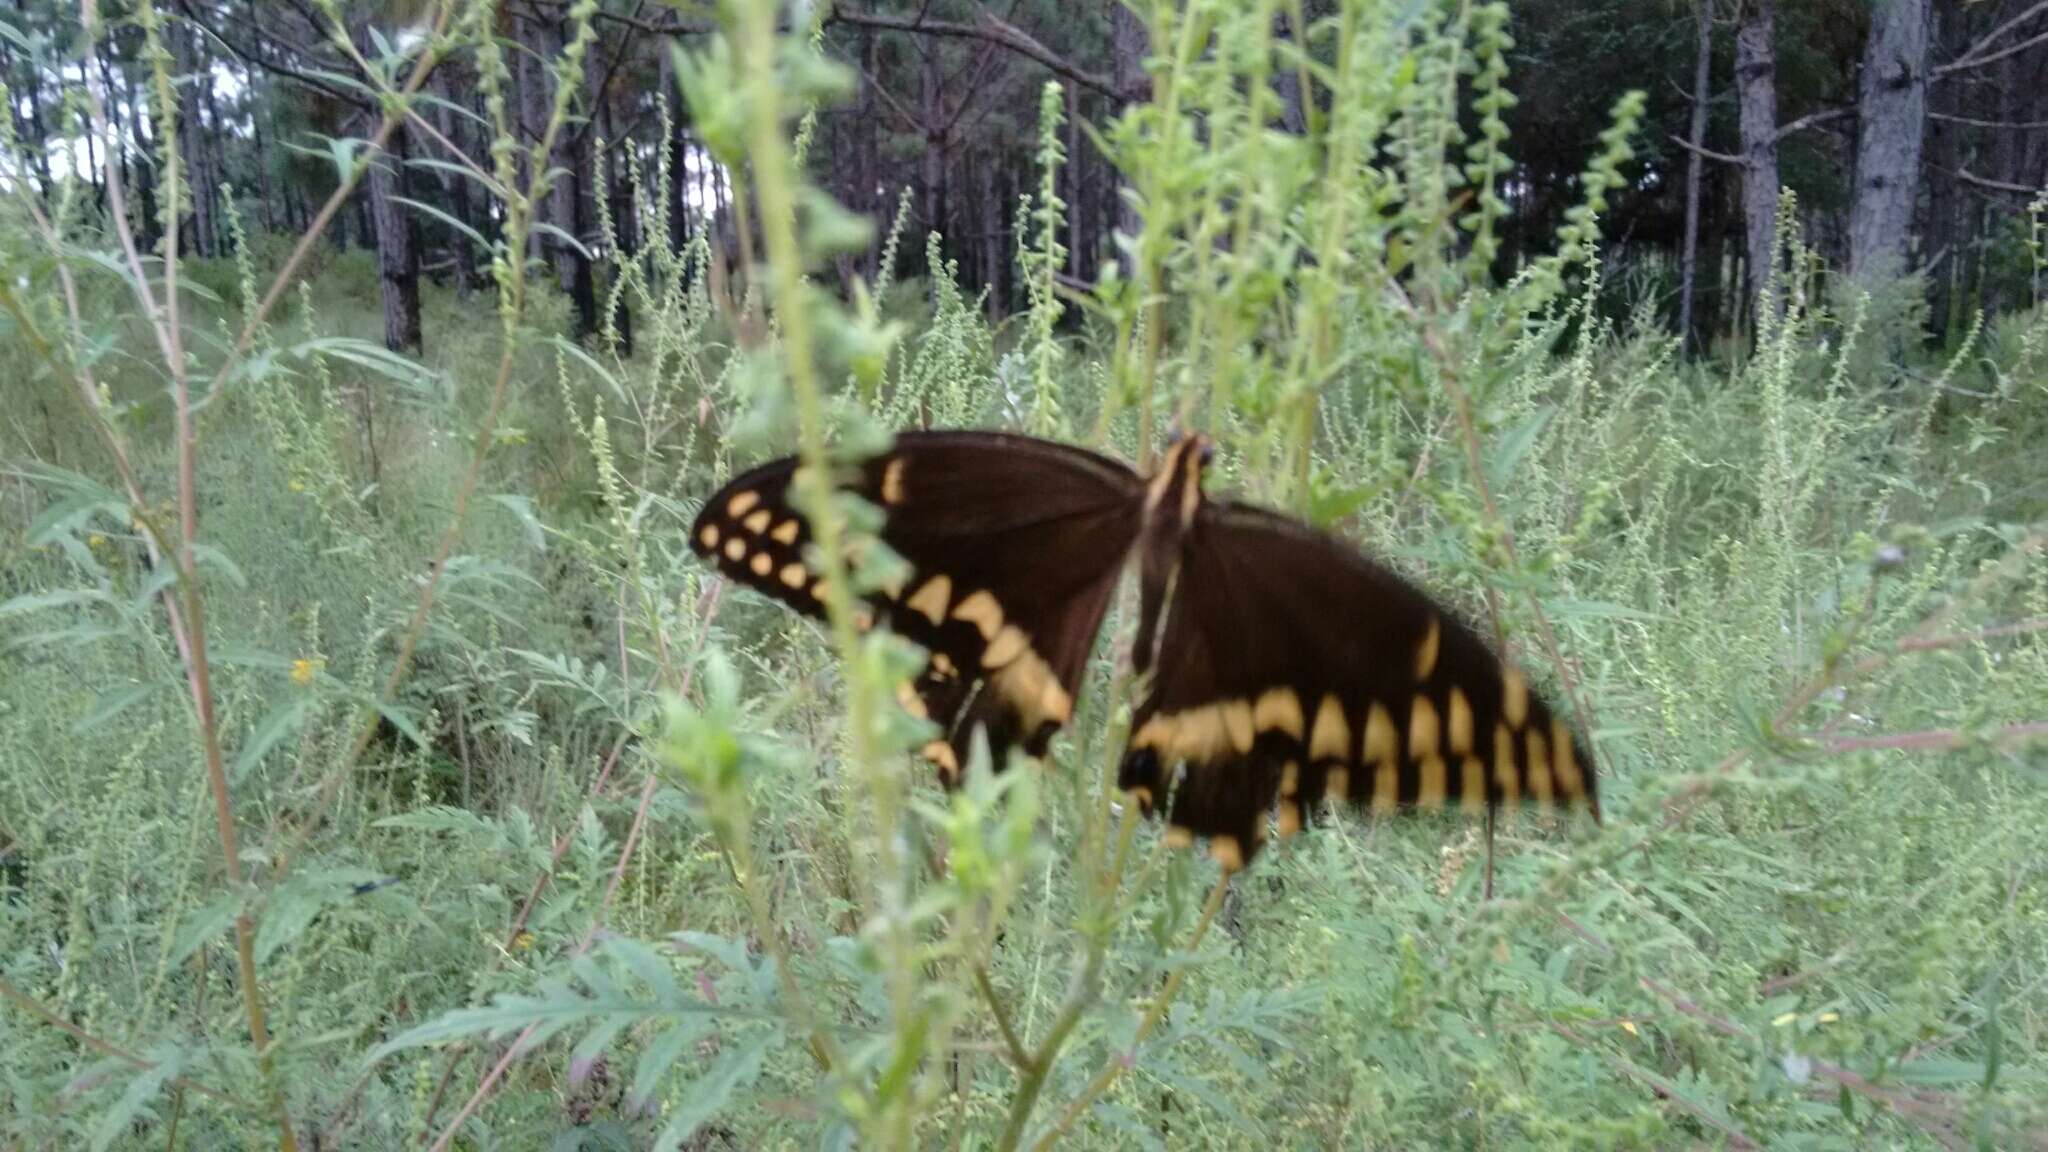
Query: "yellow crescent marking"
1461 757 1488 815
931 652 956 678
1039 676 1073 726
923 740 959 781
1310 695 1350 762
1363 701 1397 768
726 490 760 518
881 457 907 505
1125 785 1154 811
1552 717 1584 799
1209 835 1244 872
1133 716 1171 752
988 651 1072 732
1222 700 1255 754
896 680 927 717
1494 723 1521 804
1175 707 1228 762
1447 686 1474 755
771 519 801 545
1408 695 1440 760
742 509 772 535
906 574 952 624
1324 766 1350 803
1415 616 1441 681
779 563 808 589
811 578 833 603
722 537 746 562
749 552 773 577
1503 669 1529 728
1164 825 1195 850
1254 687 1304 739
1415 755 1447 809
1526 727 1555 808
950 590 1004 639
1371 760 1399 814
1277 801 1302 839
982 624 1029 669
1278 760 1300 798
698 524 720 550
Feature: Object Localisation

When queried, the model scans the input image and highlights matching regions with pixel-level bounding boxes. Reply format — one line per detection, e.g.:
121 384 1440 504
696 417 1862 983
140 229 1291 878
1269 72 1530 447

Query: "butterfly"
691 430 1598 870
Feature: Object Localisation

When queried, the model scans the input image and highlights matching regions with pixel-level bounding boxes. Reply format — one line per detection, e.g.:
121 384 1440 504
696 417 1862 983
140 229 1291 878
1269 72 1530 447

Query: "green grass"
4 1 2047 1148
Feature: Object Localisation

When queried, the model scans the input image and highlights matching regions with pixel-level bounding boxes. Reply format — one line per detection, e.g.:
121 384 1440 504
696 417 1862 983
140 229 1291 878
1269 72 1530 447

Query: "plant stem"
1026 873 1230 1150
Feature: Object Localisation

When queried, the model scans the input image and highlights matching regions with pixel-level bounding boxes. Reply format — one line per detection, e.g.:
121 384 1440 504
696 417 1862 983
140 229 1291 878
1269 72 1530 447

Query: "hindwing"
1118 501 1598 870
691 431 1144 780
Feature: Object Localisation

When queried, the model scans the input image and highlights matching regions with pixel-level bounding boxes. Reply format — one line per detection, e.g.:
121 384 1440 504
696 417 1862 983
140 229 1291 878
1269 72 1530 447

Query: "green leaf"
628 1017 710 1111
169 893 245 967
90 1045 185 1152
234 697 318 783
255 867 387 964
73 684 155 732
0 589 112 618
393 195 490 252
653 1031 772 1152
489 493 549 552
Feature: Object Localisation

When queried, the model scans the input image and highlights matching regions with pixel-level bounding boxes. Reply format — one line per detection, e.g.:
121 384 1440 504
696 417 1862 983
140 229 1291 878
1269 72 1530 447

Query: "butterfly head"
1146 431 1213 529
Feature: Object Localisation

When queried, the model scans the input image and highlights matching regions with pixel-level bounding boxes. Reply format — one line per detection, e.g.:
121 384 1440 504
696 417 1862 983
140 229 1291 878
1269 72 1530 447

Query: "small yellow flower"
1620 1019 1638 1037
1772 1012 1799 1028
1817 1012 1838 1024
512 931 535 951
87 533 107 551
290 658 323 686
288 477 306 493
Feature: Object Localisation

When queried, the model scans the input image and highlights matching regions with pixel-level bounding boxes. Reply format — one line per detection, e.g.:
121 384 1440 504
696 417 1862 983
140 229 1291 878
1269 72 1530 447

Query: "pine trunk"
1734 0 1780 310
1848 0 1931 283
1677 0 1713 348
369 126 423 353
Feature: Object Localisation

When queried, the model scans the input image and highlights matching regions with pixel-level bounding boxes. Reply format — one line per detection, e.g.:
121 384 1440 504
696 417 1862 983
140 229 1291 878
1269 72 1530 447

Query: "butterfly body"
691 430 1596 869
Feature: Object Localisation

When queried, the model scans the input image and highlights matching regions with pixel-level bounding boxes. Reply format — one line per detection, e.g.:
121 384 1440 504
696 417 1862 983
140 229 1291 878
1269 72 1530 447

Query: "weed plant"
2 0 2046 1148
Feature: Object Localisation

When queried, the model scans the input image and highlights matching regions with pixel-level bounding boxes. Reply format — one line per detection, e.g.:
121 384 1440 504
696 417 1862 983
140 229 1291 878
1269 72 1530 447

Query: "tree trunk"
369 126 423 353
433 64 481 296
516 14 550 264
920 45 947 243
561 54 599 338
659 40 691 256
1112 0 1150 275
172 19 217 258
1848 0 1931 283
1677 0 1713 348
1065 83 1083 282
120 51 160 249
600 94 633 357
1734 0 1780 310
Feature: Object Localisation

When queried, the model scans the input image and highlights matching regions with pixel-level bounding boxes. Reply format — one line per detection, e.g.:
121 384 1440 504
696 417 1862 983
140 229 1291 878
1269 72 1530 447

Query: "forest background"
3 0 2047 1148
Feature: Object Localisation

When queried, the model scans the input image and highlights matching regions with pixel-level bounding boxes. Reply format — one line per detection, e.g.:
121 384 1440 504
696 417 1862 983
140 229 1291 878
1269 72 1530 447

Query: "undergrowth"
2 0 2045 1149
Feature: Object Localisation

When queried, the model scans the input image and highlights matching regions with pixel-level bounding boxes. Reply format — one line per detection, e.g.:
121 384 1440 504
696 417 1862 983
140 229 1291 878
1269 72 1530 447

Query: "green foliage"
3 1 2046 1149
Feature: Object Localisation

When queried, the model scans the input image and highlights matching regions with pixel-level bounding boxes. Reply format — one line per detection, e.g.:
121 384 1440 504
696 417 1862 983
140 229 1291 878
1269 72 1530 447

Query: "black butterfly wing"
692 431 1144 780
1118 501 1598 869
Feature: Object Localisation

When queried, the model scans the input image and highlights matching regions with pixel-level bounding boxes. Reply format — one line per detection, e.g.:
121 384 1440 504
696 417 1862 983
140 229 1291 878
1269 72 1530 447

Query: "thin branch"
1821 720 2048 754
1773 105 1850 142
1548 1022 1761 1149
829 6 1118 99
0 976 235 1105
1931 110 2048 130
1024 875 1232 1151
1669 133 1747 166
1936 0 2048 77
1954 166 2042 196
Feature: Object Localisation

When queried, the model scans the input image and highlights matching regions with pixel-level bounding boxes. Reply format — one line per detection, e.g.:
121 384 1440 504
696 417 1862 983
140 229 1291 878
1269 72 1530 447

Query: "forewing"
1118 501 1598 869
692 431 1144 778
